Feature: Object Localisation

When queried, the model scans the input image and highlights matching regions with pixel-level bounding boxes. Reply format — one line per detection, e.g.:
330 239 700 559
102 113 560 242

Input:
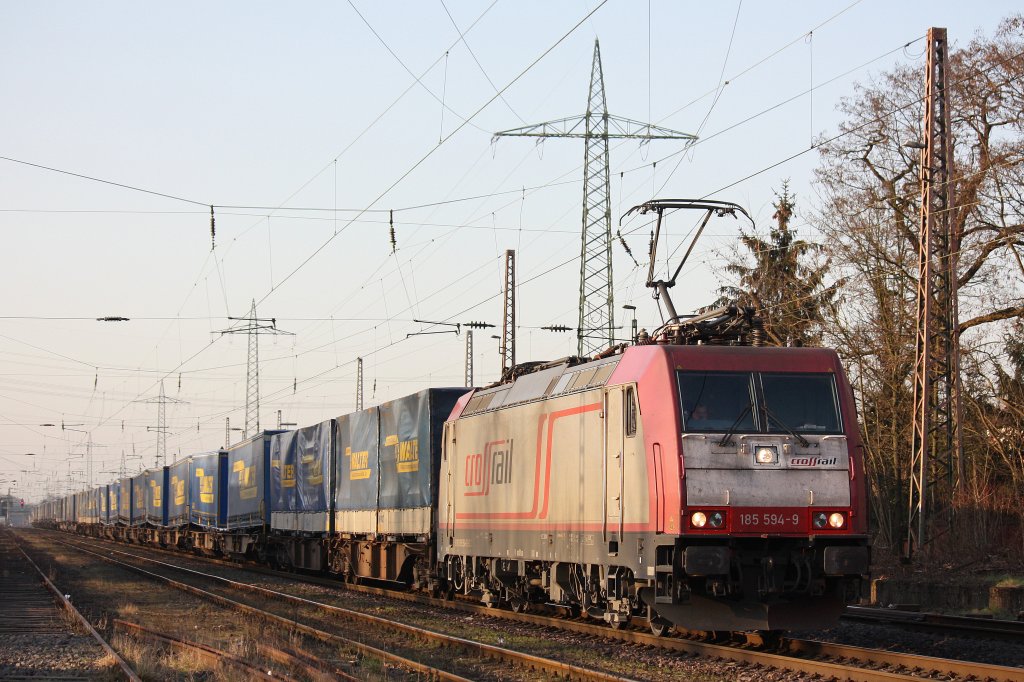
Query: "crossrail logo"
464 439 513 497
789 456 838 467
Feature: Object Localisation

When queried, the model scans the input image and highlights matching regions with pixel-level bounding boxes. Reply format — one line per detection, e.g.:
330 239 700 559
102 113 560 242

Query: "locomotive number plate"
735 510 804 532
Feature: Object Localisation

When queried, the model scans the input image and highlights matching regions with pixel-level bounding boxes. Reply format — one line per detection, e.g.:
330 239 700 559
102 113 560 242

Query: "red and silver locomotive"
438 200 869 632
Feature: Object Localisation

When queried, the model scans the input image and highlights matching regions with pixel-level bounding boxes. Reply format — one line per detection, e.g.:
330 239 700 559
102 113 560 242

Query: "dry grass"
56 603 89 635
113 633 164 680
95 652 131 682
112 632 228 681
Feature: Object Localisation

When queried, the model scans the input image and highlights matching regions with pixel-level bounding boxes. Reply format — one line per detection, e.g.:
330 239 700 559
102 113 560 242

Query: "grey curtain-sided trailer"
326 388 467 583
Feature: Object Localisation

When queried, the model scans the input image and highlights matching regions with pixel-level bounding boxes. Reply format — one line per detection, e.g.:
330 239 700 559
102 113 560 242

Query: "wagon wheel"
509 597 529 613
649 617 672 637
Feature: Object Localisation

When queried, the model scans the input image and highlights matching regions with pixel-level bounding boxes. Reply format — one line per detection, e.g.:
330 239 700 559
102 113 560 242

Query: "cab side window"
625 387 637 437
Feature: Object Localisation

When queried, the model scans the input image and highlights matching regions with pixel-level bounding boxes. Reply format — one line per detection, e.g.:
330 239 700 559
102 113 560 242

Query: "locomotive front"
642 344 870 631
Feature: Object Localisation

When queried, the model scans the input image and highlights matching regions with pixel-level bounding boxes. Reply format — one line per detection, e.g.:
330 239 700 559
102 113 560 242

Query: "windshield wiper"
718 403 753 447
764 407 810 448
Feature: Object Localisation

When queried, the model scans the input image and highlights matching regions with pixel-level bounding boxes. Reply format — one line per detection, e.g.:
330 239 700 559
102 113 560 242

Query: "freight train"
31 200 870 634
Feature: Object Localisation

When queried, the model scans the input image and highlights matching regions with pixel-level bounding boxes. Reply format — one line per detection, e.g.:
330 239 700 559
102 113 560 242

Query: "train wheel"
510 598 529 613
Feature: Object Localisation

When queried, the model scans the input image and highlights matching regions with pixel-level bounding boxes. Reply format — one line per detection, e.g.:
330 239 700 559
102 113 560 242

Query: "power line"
438 0 525 125
252 0 609 310
0 155 208 207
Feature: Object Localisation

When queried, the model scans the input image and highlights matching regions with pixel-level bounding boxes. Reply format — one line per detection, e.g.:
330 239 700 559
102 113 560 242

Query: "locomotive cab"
639 346 870 631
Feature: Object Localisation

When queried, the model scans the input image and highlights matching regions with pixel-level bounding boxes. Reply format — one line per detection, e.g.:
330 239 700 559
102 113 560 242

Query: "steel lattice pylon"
494 39 696 357
216 300 293 440
501 249 516 375
356 357 364 411
245 307 260 436
906 27 963 559
137 379 187 470
464 330 474 387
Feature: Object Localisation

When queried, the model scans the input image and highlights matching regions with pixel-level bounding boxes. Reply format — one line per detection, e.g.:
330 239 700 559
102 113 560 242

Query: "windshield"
678 371 841 434
761 373 841 433
679 372 756 432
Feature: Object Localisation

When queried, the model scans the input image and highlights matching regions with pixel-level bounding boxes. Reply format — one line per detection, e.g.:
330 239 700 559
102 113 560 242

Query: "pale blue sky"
0 1 1018 498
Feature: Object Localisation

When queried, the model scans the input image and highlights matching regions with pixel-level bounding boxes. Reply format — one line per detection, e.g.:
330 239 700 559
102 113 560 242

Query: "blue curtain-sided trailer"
269 420 334 570
270 420 333 533
117 476 133 525
98 483 109 525
145 467 167 527
103 481 119 526
166 458 190 527
129 471 147 542
190 451 226 528
222 431 284 556
186 450 227 554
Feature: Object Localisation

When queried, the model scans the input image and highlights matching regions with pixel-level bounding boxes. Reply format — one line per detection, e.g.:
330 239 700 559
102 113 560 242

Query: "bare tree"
812 16 1024 559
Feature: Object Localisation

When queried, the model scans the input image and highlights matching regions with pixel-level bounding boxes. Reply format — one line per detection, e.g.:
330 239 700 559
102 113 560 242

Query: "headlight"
828 512 846 529
754 445 778 464
708 511 725 528
812 511 827 529
691 511 707 528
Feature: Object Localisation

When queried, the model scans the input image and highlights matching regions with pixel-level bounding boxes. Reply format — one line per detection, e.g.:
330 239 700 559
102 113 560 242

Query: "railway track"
31 529 1024 682
0 530 139 681
41 533 640 682
844 604 1024 641
112 620 348 681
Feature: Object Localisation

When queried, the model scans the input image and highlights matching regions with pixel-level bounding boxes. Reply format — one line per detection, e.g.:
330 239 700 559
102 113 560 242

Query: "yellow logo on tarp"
302 452 323 485
135 483 145 509
387 435 419 473
274 458 296 488
149 479 162 507
172 475 186 506
346 447 371 480
195 467 214 504
233 459 257 500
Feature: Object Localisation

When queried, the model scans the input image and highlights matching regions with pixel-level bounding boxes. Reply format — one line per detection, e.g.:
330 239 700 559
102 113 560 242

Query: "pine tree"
719 181 836 346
